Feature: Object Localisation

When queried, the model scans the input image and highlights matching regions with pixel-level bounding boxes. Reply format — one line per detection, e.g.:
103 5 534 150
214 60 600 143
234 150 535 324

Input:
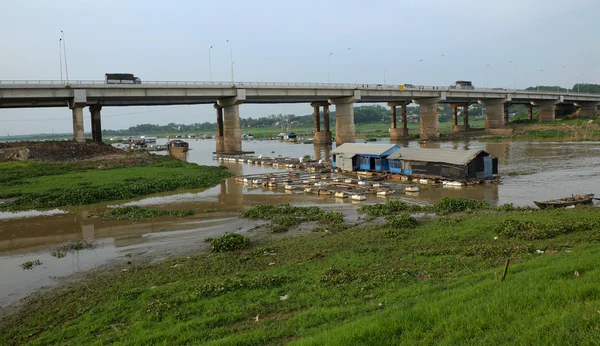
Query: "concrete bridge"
1 80 599 153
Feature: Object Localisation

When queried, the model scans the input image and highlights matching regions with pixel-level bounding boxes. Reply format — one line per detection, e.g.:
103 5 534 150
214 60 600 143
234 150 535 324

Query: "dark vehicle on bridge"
105 73 142 84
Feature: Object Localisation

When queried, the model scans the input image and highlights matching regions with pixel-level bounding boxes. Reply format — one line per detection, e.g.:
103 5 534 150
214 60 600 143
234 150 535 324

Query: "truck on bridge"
105 73 142 84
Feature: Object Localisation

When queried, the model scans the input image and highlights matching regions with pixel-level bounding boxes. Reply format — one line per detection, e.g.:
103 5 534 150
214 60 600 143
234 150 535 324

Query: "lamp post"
61 30 69 84
384 68 388 85
416 59 423 83
208 45 213 82
59 38 63 84
441 54 446 86
510 61 516 90
327 52 333 83
226 39 234 85
537 69 543 91
348 48 357 85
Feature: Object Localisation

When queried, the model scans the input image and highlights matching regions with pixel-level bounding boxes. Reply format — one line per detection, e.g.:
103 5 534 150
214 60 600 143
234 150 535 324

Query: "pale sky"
1 0 598 135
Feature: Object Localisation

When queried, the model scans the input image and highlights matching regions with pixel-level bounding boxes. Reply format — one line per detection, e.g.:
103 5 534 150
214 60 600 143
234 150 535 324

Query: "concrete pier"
527 105 533 120
329 91 360 145
576 102 599 117
89 105 102 143
414 96 444 140
538 101 557 122
503 103 510 125
481 99 508 129
72 107 85 143
311 102 332 145
388 102 409 140
215 104 225 154
217 90 246 154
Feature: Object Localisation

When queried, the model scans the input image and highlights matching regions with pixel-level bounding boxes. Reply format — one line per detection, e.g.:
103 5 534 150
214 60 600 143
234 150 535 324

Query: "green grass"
2 205 600 345
0 156 232 211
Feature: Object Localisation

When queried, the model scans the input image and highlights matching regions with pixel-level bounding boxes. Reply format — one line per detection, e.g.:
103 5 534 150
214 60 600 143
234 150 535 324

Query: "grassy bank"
2 202 599 345
0 154 232 211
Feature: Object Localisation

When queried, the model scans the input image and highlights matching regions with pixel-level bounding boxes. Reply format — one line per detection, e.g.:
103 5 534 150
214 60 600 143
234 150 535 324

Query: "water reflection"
313 144 332 162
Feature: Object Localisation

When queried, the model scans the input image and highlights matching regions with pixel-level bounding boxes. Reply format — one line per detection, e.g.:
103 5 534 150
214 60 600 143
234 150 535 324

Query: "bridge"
1 80 599 153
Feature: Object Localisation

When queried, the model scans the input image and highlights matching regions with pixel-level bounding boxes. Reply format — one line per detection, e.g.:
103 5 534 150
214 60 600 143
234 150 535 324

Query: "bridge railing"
0 80 598 96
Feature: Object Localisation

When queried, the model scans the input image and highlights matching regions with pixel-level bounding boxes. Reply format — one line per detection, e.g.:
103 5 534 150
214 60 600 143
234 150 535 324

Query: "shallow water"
1 138 599 308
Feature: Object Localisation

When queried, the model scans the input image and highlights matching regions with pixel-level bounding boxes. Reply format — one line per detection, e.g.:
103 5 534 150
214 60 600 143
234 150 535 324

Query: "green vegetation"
20 259 42 270
104 206 196 221
357 197 517 217
210 233 250 253
0 156 232 211
2 204 600 345
239 203 347 233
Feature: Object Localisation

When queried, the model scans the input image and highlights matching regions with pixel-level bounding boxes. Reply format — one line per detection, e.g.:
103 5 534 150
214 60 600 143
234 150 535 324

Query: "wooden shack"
167 140 189 161
387 148 498 181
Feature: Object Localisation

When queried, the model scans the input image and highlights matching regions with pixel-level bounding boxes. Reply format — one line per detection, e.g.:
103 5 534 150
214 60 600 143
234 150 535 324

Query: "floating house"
387 148 498 181
167 140 189 161
332 143 401 171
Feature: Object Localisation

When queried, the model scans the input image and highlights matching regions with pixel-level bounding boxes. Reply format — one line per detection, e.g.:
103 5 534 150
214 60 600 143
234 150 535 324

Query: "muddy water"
2 138 600 309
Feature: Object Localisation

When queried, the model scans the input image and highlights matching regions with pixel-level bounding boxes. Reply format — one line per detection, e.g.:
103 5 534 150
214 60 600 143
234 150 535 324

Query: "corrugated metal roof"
388 148 488 165
332 143 400 156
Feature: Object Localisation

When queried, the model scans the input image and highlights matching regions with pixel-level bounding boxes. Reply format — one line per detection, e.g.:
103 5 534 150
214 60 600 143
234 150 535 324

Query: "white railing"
0 80 598 96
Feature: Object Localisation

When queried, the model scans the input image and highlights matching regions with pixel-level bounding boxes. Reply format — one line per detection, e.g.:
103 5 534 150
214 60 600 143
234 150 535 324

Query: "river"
1 138 599 309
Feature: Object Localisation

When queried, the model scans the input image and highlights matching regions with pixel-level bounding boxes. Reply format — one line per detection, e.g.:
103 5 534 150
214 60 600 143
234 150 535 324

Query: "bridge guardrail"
0 80 597 96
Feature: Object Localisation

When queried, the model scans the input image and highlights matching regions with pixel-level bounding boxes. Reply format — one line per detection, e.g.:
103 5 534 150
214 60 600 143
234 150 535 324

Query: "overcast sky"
1 0 598 135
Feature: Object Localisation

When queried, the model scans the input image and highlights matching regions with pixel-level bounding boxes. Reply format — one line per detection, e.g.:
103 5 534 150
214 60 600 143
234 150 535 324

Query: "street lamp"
384 68 388 85
61 30 69 84
578 73 583 93
348 48 357 85
327 52 333 83
208 46 213 82
226 39 234 85
59 38 63 84
441 54 446 85
537 69 543 91
509 61 516 90
416 59 423 83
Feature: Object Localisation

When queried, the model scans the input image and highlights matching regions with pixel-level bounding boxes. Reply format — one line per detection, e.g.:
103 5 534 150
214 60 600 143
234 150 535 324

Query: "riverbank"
2 201 599 345
0 142 233 212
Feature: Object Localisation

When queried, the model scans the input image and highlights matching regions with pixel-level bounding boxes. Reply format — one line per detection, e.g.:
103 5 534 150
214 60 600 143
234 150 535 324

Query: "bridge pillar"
575 102 600 117
214 104 224 154
527 105 533 120
71 107 85 143
463 103 470 129
414 95 445 140
503 103 510 125
537 101 558 122
89 105 102 143
480 99 509 129
329 91 360 145
217 89 246 154
311 102 332 145
388 102 409 139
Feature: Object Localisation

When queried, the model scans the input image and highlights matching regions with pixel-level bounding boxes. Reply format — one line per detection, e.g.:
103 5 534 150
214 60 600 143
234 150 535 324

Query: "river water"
1 138 599 309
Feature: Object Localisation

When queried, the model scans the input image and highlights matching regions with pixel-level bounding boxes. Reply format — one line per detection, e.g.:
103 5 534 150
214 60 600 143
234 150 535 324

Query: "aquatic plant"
104 206 195 220
210 233 250 253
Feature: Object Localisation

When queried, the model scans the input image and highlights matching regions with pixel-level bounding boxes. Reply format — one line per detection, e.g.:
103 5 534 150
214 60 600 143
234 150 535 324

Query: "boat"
534 194 594 209
405 185 420 192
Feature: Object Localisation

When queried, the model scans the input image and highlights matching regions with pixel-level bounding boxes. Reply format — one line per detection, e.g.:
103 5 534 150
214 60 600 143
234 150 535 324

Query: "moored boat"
534 193 594 209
